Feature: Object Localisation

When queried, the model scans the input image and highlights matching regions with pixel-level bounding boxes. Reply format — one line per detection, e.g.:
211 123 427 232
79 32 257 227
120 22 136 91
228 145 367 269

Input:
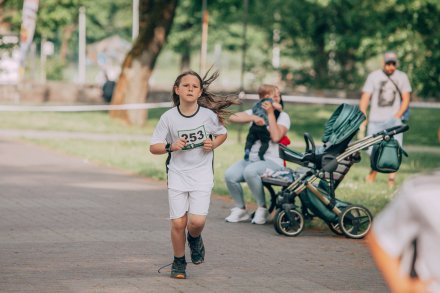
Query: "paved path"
0 129 148 142
0 138 387 293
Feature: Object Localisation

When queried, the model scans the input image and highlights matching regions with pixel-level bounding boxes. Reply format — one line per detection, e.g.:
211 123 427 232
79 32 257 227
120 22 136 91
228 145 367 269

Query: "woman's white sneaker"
251 207 268 224
225 207 250 222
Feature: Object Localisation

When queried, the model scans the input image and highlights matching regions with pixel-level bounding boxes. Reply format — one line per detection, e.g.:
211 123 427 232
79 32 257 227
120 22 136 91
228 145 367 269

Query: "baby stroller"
261 103 409 239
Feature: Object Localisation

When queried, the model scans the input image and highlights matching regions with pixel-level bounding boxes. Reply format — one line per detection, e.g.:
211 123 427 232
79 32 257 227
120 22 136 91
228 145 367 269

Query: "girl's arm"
150 138 187 155
229 112 265 126
149 143 167 155
262 101 288 142
203 133 227 152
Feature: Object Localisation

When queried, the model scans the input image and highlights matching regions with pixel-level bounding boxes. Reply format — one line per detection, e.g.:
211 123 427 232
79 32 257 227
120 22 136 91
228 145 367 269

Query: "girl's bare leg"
187 214 206 237
170 214 188 257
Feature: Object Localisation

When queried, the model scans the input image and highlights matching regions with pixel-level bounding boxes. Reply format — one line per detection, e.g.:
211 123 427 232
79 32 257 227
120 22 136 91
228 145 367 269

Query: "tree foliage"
1 0 132 62
1 0 439 99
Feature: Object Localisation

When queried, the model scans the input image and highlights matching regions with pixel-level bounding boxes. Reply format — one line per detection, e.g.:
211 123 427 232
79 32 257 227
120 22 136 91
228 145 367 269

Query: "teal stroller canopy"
321 103 366 145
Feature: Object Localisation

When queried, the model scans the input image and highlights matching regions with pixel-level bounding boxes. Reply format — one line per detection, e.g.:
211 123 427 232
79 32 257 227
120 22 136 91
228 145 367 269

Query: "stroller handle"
303 132 316 153
374 124 410 137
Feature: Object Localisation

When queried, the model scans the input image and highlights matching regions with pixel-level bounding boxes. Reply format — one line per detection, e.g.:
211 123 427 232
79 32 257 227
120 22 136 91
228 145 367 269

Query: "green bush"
46 58 65 81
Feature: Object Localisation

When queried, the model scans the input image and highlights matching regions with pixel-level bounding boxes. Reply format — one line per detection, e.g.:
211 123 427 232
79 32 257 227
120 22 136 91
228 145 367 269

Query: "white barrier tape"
406 101 440 109
0 102 173 112
0 129 148 141
241 94 440 108
242 94 357 105
0 95 438 112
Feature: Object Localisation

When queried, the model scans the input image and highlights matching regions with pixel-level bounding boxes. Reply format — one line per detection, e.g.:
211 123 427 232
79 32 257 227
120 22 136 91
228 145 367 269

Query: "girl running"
150 70 237 279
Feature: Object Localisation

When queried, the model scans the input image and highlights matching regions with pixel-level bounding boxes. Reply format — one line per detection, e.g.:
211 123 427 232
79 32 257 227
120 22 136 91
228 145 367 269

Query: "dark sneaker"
187 233 205 265
170 257 187 279
244 149 250 161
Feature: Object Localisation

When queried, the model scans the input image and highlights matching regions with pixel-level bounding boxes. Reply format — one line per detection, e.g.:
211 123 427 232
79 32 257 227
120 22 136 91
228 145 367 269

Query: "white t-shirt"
150 106 227 192
244 109 291 166
372 169 440 292
362 69 412 122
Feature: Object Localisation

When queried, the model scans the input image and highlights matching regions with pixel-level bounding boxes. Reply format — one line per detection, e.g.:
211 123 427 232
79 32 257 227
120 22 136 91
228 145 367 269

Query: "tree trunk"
110 0 178 125
59 24 76 64
340 50 356 88
180 41 191 72
312 33 329 88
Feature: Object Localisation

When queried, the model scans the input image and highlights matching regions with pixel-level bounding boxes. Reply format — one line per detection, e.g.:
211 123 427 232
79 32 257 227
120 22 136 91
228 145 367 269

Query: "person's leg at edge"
224 160 251 222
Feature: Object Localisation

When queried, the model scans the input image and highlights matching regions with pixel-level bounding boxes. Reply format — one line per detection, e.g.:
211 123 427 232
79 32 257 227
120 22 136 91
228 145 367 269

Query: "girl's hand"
203 137 215 152
262 100 275 115
253 116 265 126
172 138 187 151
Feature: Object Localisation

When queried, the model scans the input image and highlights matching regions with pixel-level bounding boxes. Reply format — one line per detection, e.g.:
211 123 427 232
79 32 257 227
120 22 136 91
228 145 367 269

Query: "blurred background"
1 0 439 106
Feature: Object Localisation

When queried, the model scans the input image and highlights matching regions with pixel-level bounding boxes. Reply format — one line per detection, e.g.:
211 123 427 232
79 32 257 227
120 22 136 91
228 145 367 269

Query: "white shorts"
168 189 211 219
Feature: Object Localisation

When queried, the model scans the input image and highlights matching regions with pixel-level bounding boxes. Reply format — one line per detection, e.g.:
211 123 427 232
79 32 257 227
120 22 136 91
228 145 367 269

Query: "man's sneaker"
187 233 205 265
225 207 250 222
251 207 268 224
170 257 187 279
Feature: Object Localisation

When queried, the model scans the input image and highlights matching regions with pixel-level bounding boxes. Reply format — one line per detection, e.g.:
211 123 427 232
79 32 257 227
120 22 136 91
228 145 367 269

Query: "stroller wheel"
274 209 304 237
339 205 373 239
327 222 344 236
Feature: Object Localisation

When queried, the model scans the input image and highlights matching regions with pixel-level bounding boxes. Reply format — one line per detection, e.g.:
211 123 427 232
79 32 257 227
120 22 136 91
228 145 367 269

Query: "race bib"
178 125 207 150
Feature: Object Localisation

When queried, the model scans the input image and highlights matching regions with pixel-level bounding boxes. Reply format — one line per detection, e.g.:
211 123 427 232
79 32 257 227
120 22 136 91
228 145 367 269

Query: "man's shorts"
168 189 211 219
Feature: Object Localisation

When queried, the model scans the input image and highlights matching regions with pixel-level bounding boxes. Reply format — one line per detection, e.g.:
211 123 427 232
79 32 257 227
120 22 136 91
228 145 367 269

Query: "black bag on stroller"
370 138 408 173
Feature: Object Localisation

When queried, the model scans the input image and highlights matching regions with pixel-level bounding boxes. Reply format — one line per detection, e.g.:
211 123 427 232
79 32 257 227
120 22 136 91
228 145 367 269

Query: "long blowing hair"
172 69 239 124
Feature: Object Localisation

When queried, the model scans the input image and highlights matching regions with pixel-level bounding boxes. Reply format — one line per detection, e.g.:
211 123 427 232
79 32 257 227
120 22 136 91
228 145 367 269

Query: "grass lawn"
1 104 439 219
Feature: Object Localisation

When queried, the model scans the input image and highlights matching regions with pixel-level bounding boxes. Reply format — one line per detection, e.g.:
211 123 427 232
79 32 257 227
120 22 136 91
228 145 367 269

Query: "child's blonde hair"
258 84 276 99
